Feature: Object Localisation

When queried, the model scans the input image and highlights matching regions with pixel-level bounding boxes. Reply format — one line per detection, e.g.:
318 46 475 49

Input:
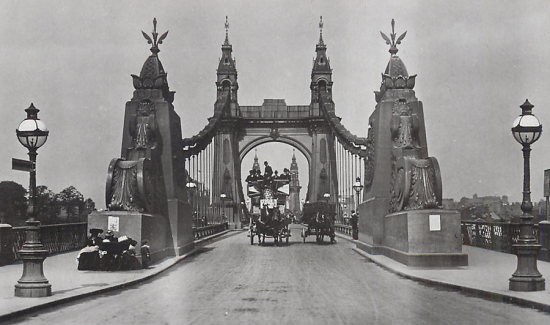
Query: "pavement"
1 229 550 322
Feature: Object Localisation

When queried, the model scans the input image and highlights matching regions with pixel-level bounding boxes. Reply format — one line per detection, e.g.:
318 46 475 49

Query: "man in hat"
263 161 273 179
104 230 117 243
350 210 359 240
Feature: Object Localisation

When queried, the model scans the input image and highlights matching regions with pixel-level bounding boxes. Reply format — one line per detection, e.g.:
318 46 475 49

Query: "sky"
0 0 549 208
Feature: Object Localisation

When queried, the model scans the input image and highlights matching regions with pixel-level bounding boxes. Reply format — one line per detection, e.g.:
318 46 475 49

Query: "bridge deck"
1 226 549 323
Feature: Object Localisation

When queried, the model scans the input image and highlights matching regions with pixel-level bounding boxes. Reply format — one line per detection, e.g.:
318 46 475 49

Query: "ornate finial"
521 99 534 115
318 16 325 45
224 16 230 45
380 19 406 55
142 18 169 55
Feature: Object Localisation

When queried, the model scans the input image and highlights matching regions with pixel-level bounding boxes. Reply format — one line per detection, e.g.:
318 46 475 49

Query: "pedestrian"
245 169 255 183
141 240 151 269
255 169 263 181
263 161 273 179
351 210 359 240
282 168 291 180
76 239 100 270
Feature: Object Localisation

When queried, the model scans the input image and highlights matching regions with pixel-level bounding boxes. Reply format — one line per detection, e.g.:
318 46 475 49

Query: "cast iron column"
14 148 51 297
509 100 545 291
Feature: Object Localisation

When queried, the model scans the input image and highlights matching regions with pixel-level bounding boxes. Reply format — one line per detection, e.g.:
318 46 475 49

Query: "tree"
84 198 96 214
0 181 27 226
55 186 85 220
36 185 56 224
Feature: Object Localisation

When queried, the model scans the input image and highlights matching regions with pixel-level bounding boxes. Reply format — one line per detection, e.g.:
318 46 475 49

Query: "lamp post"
186 182 197 226
14 103 51 297
509 99 545 291
353 177 363 212
220 193 227 226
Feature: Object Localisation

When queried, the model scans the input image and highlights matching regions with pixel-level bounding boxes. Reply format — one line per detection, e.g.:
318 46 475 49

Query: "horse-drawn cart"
301 202 335 244
247 177 291 246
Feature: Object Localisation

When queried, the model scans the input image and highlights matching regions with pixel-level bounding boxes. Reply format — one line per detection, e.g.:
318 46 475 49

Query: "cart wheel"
250 232 254 245
302 228 306 243
286 234 289 245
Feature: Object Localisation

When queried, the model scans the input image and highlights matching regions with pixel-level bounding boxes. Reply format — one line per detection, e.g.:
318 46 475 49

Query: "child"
141 240 151 269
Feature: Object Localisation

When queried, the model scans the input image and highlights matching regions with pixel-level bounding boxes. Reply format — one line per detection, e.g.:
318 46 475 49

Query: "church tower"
289 150 302 214
252 149 260 172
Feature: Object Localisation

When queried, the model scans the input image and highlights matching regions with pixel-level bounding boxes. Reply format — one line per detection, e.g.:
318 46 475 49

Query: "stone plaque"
108 216 120 232
429 214 441 231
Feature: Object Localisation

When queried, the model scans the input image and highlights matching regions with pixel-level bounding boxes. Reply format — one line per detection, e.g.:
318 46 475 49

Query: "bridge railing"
1 221 229 265
12 222 88 261
334 223 353 237
460 220 525 254
193 223 228 241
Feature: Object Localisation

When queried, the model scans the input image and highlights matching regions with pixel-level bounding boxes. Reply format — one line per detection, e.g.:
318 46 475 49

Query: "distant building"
288 151 301 214
452 193 544 222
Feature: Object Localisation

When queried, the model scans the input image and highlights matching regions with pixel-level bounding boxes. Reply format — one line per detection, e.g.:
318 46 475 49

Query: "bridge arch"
181 20 368 229
239 136 312 166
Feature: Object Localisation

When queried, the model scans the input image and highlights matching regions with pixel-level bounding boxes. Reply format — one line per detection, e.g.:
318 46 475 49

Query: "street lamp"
186 182 197 225
509 99 545 291
14 103 51 297
220 193 227 225
353 177 363 212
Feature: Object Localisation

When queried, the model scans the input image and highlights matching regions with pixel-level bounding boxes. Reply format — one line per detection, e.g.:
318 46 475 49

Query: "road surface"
6 225 549 324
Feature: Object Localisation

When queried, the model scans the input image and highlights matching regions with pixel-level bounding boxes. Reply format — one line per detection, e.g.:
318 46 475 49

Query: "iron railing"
461 220 538 254
193 223 228 240
12 222 88 260
334 223 353 237
4 221 228 265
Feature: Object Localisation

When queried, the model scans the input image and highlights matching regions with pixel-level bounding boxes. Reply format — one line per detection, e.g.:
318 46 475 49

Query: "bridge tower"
208 16 339 227
288 151 302 214
212 17 244 228
308 16 338 204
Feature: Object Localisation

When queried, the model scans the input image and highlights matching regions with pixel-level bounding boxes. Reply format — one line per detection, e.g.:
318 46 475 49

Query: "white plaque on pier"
108 216 120 232
429 214 441 231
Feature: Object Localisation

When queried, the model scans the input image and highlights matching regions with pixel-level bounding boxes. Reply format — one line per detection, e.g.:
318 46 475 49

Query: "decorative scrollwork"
270 126 279 139
391 99 419 149
389 157 442 212
106 159 143 212
132 100 158 151
364 123 376 189
106 158 163 214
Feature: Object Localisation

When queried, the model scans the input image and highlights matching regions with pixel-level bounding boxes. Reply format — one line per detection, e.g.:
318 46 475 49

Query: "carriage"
301 202 336 244
248 177 291 246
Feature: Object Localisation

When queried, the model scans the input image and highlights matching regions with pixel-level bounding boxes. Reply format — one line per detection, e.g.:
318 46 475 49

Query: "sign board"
260 198 278 209
545 169 550 197
12 158 33 172
107 216 120 232
429 215 441 231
